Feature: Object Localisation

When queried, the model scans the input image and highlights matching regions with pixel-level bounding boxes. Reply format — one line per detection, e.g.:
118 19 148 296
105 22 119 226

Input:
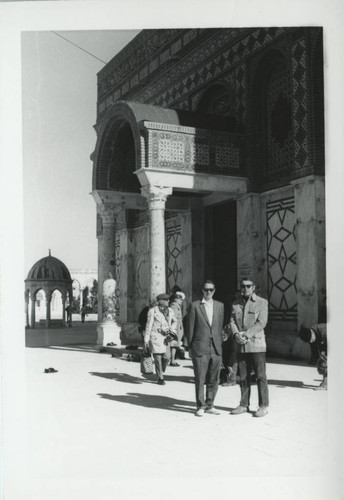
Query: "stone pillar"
96 204 122 346
68 289 73 327
25 290 30 328
236 194 264 291
292 175 325 328
141 185 172 301
30 295 36 329
45 292 51 328
97 278 121 346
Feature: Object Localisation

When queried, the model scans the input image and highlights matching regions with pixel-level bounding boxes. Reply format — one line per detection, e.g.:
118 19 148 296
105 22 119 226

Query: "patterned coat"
169 301 184 347
230 293 268 353
144 306 177 354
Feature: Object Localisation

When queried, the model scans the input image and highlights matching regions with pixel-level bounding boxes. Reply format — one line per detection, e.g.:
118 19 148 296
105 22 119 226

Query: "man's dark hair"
240 277 255 286
203 279 215 288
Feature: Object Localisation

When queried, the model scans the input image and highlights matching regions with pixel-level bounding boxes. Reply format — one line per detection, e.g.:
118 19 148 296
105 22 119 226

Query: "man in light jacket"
230 278 269 417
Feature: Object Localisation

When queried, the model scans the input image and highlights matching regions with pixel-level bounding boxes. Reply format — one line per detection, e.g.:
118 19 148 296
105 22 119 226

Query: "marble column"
96 204 122 346
141 185 172 301
291 175 325 328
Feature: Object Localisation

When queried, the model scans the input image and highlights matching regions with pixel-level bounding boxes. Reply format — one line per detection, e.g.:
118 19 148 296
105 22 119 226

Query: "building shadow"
27 344 100 354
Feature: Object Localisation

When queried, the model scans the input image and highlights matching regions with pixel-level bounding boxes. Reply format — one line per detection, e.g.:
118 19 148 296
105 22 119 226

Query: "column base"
97 322 122 347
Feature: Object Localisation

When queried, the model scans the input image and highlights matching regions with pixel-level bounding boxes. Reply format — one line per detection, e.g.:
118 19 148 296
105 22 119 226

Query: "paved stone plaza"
19 323 337 499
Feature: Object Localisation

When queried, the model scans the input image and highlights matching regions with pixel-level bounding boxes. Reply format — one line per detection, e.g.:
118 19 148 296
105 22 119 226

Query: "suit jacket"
186 299 224 356
230 293 268 353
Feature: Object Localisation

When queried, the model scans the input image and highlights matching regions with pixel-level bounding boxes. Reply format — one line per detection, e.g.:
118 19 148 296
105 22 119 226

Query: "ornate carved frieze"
141 185 172 209
144 121 243 173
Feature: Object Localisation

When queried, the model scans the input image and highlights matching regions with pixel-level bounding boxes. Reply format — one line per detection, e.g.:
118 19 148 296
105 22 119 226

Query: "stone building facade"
91 28 325 357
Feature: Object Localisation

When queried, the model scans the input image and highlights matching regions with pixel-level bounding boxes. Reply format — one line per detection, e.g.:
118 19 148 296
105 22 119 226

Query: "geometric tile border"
266 197 297 321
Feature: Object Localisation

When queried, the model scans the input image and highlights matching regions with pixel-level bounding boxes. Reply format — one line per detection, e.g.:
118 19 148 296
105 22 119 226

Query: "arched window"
250 50 293 186
196 84 238 132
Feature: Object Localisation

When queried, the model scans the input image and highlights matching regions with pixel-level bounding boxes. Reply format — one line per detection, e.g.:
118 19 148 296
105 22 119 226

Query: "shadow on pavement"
98 392 194 413
97 392 232 414
90 371 195 385
268 379 322 389
90 372 157 384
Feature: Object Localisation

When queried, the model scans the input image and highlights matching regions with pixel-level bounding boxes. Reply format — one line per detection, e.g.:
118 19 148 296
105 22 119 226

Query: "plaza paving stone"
19 323 337 499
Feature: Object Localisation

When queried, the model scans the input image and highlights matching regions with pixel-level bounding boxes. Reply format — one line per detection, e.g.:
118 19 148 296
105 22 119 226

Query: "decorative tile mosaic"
165 218 182 294
266 197 297 321
292 38 309 169
147 123 243 173
98 28 287 114
266 62 293 174
215 143 240 169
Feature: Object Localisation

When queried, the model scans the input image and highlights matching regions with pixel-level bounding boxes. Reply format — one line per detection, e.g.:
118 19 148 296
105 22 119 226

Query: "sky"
22 29 140 275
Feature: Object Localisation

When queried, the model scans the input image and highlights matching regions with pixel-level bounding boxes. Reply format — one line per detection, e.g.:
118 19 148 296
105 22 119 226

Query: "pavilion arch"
25 252 73 328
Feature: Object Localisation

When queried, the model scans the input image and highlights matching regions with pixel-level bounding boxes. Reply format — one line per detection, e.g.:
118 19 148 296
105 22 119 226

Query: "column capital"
97 204 122 225
141 185 172 209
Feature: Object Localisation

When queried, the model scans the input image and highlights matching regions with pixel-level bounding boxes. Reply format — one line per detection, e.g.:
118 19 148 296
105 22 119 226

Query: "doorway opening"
204 200 237 318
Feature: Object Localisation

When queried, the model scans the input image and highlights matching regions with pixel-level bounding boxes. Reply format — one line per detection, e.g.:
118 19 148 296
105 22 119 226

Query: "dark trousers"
153 352 170 380
222 336 238 382
192 345 222 409
238 352 269 408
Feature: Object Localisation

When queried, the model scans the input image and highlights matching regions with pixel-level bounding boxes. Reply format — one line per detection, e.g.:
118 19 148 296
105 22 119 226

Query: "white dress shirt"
202 297 213 326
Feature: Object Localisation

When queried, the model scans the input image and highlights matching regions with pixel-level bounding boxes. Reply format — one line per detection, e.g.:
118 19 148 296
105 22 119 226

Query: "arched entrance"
91 100 248 345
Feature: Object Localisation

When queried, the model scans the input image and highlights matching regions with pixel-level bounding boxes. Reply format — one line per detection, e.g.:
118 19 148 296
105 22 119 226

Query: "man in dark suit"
186 280 224 417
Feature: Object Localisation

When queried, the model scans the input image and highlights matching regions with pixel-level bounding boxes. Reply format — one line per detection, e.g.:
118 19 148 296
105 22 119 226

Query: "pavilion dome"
26 252 72 281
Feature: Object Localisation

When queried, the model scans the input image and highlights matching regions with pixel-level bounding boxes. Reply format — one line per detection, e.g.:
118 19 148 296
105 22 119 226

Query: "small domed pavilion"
25 251 73 328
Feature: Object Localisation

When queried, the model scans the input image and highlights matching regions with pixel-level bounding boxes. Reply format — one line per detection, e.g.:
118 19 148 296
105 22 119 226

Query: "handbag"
219 365 230 385
140 347 153 374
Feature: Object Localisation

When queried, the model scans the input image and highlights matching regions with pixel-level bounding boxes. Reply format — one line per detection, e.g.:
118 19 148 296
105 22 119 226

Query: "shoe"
170 362 180 367
254 406 269 417
314 384 327 391
195 408 205 417
157 379 166 385
231 405 249 415
221 381 236 387
205 407 220 415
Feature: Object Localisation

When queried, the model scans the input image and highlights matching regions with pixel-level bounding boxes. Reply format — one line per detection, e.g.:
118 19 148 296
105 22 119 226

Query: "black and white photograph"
0 1 343 499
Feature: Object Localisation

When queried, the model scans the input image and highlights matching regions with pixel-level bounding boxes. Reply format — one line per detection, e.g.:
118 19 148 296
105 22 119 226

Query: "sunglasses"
203 288 215 292
241 284 253 288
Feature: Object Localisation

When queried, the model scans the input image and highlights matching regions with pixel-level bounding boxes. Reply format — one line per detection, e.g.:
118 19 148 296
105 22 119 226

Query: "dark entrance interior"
204 200 237 319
